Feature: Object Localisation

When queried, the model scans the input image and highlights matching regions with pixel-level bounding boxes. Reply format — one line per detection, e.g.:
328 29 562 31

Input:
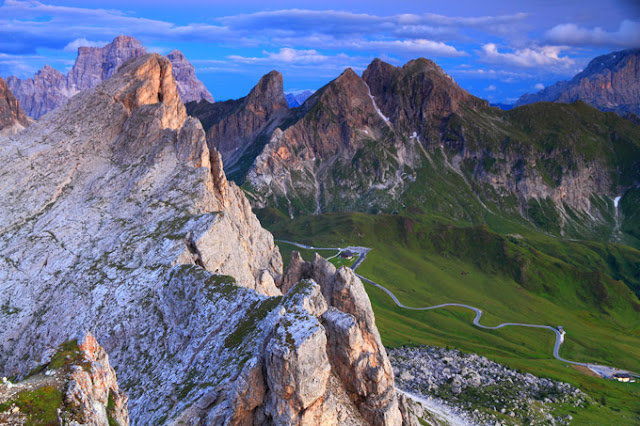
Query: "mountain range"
285 90 314 108
188 57 640 246
5 35 214 119
516 48 640 116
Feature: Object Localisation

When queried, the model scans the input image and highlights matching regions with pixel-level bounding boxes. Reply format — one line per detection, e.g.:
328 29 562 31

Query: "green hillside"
263 210 640 424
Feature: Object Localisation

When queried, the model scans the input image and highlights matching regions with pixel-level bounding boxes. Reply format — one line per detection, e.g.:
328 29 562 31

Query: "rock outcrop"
6 35 213 119
0 52 407 424
186 70 289 181
516 48 640 116
278 253 402 425
0 332 128 425
0 77 31 136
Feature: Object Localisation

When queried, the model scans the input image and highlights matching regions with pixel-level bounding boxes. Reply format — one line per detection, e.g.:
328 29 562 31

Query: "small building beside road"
612 373 633 383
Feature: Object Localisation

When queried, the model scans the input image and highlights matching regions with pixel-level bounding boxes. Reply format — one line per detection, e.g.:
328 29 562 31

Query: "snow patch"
366 86 390 123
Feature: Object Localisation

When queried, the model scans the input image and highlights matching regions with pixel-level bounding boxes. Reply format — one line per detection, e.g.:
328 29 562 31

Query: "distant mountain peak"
516 48 640 116
5 35 213 118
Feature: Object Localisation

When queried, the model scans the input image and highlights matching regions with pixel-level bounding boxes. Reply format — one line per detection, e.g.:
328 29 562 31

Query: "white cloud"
229 48 332 65
348 39 465 57
480 43 575 71
545 20 640 48
534 83 544 90
485 84 496 91
63 38 108 52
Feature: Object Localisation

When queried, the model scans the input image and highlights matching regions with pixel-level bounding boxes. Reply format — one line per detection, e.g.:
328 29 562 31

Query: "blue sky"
1 0 638 103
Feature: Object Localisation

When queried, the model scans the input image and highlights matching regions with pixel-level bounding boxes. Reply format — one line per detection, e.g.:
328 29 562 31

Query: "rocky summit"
516 48 640 116
0 53 410 424
186 70 289 182
6 35 213 119
0 76 31 136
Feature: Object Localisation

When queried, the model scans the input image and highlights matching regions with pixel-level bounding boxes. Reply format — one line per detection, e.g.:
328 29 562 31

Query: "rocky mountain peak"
363 57 485 138
186 69 289 180
70 35 147 92
403 57 446 75
104 53 186 130
246 70 288 111
0 77 31 135
107 35 143 49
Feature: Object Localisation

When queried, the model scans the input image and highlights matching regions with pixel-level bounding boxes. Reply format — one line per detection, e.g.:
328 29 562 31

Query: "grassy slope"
260 210 640 424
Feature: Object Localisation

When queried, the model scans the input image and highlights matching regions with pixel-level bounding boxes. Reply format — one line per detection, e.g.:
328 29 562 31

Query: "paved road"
276 238 637 377
356 274 584 366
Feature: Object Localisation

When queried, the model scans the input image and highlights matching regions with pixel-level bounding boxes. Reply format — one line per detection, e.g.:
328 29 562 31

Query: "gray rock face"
280 253 403 425
0 53 406 425
167 50 215 104
0 53 280 422
516 48 640 116
6 35 213 119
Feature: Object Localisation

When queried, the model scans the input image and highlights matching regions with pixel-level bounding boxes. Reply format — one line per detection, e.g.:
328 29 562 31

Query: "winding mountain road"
276 239 638 377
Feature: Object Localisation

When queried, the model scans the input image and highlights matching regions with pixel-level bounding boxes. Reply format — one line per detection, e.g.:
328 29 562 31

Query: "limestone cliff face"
0 77 31 136
167 50 215 104
0 332 128 425
0 53 408 424
516 48 640 116
0 53 280 422
6 35 213 119
279 253 402 425
186 70 289 181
